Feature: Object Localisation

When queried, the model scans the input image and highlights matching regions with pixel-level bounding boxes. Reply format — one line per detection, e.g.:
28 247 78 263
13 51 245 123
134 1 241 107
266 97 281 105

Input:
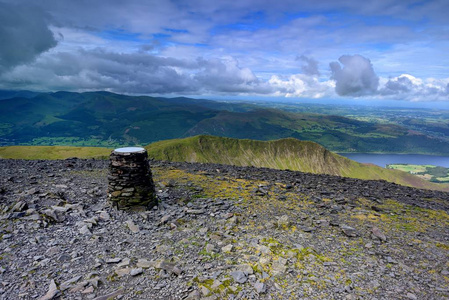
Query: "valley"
1 91 448 155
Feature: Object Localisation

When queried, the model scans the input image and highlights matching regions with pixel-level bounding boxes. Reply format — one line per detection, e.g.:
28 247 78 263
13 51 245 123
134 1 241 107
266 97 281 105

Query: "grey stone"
38 279 59 300
126 219 140 233
185 290 201 300
230 270 247 283
205 243 215 253
92 288 124 300
254 281 266 293
130 268 143 276
79 225 91 235
43 209 65 223
136 259 152 269
106 258 122 264
372 226 387 241
277 214 290 227
221 244 233 253
340 225 357 237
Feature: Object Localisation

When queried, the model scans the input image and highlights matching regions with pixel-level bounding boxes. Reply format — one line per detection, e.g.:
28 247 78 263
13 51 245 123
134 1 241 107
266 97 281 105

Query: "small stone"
92 288 124 300
372 227 387 241
38 279 59 300
117 258 130 267
130 268 143 276
406 292 417 300
60 275 82 291
259 256 271 266
211 280 222 290
205 244 215 253
272 257 287 276
254 281 266 293
45 246 60 257
160 214 170 224
84 217 98 225
115 268 131 276
98 211 110 221
79 225 91 235
386 256 398 264
185 290 201 300
43 209 65 223
201 286 210 296
340 225 357 237
257 245 271 254
237 264 254 275
81 286 94 294
173 266 183 276
136 259 152 269
11 201 28 212
106 258 122 264
230 270 247 284
221 244 233 253
277 215 290 228
125 220 140 233
186 209 205 214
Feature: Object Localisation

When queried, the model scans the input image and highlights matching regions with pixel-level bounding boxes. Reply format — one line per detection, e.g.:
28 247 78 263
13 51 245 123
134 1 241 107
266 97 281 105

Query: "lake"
337 153 449 168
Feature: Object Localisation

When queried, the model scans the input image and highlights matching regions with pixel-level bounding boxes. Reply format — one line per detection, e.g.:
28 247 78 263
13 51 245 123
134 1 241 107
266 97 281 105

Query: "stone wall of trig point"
107 147 157 210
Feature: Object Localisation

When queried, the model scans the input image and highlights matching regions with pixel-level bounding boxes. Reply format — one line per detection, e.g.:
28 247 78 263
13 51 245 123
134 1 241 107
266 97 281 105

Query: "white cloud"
380 74 449 101
269 74 334 98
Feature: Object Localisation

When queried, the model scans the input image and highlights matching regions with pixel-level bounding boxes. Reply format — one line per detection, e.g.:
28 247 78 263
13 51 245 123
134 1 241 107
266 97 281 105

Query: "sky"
0 0 448 105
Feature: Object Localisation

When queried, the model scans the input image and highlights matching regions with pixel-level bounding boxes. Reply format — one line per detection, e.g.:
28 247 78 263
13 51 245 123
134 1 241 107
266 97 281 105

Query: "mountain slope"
1 90 448 154
0 145 111 160
146 135 449 191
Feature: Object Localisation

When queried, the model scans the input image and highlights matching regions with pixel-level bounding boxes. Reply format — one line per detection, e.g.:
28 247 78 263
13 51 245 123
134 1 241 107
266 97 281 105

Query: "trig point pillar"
108 147 157 210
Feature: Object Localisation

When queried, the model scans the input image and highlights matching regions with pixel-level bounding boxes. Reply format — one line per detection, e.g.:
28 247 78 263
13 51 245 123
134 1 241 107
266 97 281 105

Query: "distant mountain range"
1 90 448 155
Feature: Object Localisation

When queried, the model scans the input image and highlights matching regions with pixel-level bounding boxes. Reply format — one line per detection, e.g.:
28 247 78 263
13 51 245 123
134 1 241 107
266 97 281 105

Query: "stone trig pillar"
108 147 157 210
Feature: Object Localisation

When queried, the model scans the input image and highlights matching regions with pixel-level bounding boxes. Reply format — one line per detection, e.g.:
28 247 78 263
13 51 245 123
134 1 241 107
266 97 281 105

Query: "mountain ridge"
146 135 449 192
1 90 448 154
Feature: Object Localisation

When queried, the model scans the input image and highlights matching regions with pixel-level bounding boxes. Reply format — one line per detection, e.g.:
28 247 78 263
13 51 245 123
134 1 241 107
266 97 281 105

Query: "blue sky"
0 0 448 104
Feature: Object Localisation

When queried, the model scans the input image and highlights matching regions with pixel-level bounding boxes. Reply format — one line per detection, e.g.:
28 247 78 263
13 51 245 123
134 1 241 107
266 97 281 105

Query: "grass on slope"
146 135 449 192
0 146 112 160
1 136 448 191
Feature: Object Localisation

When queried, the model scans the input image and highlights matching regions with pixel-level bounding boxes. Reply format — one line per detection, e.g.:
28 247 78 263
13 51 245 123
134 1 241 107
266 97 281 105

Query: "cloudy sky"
0 0 448 103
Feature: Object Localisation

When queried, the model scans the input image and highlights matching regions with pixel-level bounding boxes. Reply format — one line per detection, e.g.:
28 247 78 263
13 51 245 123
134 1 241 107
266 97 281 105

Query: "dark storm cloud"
330 54 379 96
0 2 57 73
297 55 320 76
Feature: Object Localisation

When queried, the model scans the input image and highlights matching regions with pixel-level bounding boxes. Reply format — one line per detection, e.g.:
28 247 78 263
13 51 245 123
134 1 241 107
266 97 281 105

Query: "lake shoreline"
337 153 449 168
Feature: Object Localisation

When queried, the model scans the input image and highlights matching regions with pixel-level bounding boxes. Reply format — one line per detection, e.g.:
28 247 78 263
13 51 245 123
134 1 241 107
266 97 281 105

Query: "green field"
387 164 449 183
0 145 112 160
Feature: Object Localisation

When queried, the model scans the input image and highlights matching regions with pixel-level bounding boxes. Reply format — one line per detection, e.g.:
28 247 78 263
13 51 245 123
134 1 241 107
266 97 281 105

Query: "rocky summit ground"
0 158 449 300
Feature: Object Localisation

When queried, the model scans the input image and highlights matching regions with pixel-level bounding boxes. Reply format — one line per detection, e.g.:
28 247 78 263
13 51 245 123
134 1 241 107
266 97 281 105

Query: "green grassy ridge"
0 146 112 160
1 136 448 191
145 135 449 192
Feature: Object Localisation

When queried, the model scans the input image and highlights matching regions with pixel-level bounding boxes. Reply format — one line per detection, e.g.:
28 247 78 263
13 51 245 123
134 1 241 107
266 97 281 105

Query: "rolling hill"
1 90 448 154
146 135 449 191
